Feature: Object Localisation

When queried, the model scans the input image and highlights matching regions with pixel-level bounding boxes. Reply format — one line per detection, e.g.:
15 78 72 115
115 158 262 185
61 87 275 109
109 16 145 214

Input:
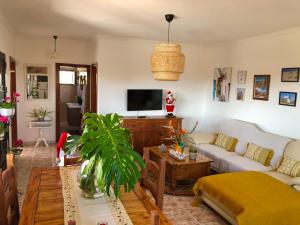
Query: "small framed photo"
279 91 297 107
281 68 299 82
237 88 245 101
253 75 270 101
237 70 247 84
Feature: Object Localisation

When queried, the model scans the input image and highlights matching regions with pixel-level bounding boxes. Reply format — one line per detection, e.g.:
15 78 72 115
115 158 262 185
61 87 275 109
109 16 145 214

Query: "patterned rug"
14 145 228 225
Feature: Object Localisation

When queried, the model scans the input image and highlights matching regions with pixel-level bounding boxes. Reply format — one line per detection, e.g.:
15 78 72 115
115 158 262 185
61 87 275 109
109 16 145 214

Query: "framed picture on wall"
281 68 299 82
253 75 270 101
237 88 245 101
237 70 247 84
279 91 297 107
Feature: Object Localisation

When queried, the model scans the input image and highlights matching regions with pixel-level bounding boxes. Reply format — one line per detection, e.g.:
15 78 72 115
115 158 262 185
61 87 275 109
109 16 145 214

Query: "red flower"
13 92 20 97
4 96 11 102
14 139 23 147
0 116 9 123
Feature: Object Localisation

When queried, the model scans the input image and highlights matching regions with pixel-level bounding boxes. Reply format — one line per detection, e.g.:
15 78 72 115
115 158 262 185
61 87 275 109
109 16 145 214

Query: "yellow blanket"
193 172 300 225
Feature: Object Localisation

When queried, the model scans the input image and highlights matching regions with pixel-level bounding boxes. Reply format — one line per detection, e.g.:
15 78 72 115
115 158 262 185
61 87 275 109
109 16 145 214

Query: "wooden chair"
0 154 20 225
150 210 160 225
63 155 82 166
68 220 76 225
142 148 166 210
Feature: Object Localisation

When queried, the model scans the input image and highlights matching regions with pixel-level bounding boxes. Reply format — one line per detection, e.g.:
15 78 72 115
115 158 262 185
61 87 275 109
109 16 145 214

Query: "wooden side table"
144 146 213 195
29 120 52 148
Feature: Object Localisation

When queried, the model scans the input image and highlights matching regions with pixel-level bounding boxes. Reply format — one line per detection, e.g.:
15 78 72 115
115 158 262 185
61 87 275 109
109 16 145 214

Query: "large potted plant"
64 113 145 198
29 107 52 121
0 92 20 116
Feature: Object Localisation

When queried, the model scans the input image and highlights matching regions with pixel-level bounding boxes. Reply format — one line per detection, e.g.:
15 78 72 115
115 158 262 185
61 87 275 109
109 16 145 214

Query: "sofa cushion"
284 141 300 161
185 132 216 145
213 133 238 152
277 157 300 177
218 119 292 168
194 143 236 171
221 155 272 172
265 171 293 184
243 143 274 166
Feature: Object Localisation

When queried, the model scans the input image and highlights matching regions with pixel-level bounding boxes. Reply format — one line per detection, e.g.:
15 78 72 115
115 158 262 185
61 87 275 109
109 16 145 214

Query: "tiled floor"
14 145 228 225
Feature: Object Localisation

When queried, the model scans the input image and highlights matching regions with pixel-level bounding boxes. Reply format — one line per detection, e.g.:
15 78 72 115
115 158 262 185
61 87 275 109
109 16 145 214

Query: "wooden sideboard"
122 116 183 155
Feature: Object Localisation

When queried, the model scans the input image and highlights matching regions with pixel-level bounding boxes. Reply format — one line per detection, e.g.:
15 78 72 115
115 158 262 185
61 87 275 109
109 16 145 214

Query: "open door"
90 63 98 113
10 57 17 144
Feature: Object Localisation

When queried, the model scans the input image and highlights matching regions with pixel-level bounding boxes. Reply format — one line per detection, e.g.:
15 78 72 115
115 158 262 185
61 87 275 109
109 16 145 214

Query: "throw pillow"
277 157 300 177
243 143 274 166
213 133 238 152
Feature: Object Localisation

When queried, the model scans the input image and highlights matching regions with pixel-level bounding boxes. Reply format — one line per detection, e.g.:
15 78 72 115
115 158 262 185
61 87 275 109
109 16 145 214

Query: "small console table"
29 120 52 148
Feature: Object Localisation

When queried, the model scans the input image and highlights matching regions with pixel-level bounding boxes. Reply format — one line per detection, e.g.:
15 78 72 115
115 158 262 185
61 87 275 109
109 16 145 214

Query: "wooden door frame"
9 57 17 144
55 63 90 141
90 63 98 113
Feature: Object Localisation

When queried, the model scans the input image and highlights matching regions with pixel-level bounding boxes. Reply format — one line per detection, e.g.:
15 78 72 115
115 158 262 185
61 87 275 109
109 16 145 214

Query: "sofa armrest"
185 132 216 145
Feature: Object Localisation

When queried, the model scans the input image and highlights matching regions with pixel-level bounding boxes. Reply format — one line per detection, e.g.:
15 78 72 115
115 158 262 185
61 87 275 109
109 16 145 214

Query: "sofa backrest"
218 119 292 168
284 141 300 161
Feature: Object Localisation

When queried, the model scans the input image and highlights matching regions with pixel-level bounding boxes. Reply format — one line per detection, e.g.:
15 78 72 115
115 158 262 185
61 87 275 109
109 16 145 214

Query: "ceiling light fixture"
151 14 185 81
50 35 59 59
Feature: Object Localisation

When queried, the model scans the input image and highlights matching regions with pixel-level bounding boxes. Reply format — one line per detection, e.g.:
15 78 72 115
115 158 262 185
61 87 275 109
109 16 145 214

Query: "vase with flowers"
0 92 20 116
9 139 24 155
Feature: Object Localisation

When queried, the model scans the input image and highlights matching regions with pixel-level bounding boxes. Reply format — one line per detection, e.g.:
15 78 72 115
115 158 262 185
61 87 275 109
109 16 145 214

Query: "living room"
0 1 300 225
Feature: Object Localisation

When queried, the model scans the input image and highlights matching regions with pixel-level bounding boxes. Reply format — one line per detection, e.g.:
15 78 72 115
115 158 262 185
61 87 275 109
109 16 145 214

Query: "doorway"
55 63 97 141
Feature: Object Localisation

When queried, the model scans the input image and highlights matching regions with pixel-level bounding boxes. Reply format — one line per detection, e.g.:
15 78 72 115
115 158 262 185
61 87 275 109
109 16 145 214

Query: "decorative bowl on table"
169 149 185 161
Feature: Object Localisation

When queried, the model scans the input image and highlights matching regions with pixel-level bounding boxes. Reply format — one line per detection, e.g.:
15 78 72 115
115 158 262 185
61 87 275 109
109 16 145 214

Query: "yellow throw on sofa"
193 171 300 225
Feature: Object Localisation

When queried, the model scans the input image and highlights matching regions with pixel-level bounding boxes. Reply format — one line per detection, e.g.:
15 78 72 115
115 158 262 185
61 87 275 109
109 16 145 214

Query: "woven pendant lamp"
151 14 185 81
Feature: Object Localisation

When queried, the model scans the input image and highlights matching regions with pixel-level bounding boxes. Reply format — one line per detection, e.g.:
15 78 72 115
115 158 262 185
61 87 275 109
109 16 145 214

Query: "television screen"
127 89 163 111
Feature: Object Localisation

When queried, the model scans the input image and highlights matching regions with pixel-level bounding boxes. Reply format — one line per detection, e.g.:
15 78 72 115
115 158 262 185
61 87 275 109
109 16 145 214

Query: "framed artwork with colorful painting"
279 91 297 107
253 75 270 101
281 68 299 82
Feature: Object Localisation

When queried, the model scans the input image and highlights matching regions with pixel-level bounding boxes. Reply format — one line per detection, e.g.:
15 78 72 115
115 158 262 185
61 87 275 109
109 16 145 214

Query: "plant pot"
77 158 105 198
0 132 4 140
0 107 14 116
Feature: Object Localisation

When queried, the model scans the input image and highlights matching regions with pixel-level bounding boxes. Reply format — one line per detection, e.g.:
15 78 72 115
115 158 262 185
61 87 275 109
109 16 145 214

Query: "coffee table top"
144 146 213 165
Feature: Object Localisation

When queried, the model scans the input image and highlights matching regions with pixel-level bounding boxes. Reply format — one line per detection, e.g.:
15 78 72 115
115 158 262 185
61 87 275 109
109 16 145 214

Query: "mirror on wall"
0 52 6 101
25 65 49 99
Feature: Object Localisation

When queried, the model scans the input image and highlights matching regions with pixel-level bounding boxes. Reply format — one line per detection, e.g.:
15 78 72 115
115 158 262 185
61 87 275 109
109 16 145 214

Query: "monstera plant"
64 113 145 198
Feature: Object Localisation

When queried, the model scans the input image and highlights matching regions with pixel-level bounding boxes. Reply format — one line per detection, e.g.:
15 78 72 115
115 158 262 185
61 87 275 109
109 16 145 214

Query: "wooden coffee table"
144 146 213 195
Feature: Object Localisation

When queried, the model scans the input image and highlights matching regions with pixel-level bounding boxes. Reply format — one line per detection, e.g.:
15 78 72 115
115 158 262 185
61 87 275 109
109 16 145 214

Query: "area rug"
14 145 228 225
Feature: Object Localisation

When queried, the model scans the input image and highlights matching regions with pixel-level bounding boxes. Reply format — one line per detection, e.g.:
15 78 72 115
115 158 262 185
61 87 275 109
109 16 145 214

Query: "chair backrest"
142 148 166 210
150 210 160 225
0 166 20 225
68 220 76 225
63 155 82 166
6 154 14 168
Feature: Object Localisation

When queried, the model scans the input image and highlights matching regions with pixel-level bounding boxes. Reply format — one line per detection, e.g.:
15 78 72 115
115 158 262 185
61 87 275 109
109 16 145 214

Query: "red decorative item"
165 90 176 117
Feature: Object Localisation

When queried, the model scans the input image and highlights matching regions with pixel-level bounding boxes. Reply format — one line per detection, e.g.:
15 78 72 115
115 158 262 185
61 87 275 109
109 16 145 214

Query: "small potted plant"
64 113 145 198
9 139 24 155
0 115 9 140
0 92 20 116
29 107 52 121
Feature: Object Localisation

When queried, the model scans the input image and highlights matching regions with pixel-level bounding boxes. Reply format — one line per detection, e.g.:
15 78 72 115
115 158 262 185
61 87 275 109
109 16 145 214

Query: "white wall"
201 28 300 139
15 35 93 142
94 35 208 131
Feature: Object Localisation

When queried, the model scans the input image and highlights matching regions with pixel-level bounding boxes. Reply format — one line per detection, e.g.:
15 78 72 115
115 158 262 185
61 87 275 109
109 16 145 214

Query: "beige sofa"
190 119 292 173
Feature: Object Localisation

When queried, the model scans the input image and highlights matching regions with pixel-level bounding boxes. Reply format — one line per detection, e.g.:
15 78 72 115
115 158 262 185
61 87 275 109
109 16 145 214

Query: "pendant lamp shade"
151 42 185 81
151 14 185 81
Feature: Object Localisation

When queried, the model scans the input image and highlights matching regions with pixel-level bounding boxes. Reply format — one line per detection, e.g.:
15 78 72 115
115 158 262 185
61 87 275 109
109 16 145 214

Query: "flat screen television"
127 89 163 111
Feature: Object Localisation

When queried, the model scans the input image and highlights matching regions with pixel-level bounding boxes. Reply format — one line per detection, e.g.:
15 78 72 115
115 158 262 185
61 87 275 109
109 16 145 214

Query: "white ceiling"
1 0 300 45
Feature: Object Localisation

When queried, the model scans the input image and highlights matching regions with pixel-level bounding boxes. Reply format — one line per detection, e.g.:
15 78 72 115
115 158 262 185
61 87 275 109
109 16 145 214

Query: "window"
59 71 75 84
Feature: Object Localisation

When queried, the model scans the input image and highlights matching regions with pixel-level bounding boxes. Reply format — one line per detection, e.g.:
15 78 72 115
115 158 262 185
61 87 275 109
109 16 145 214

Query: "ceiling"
1 0 300 45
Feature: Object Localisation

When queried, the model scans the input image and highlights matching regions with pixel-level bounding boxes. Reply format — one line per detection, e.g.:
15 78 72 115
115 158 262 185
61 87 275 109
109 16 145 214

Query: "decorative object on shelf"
281 68 299 82
0 92 20 116
159 143 167 153
279 91 297 107
237 88 245 101
64 113 145 198
253 75 270 101
169 149 185 161
163 121 198 153
29 106 52 121
25 65 49 99
189 146 197 160
151 14 185 81
76 96 82 105
213 67 232 102
165 90 176 117
9 139 23 155
50 35 59 59
237 70 247 84
0 115 9 140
